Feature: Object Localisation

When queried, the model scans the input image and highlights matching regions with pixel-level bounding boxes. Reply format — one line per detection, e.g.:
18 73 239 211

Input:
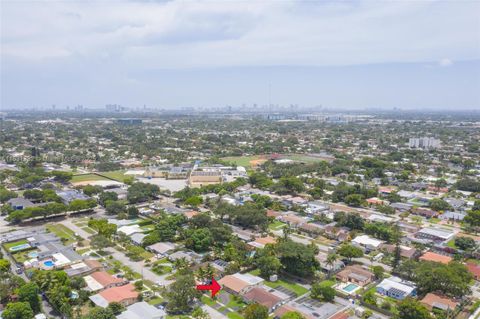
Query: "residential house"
376 276 417 300
336 265 375 286
352 235 384 251
324 224 350 242
411 207 439 219
89 283 139 308
420 293 458 312
380 244 418 259
84 271 126 292
415 227 455 242
419 252 453 265
147 242 177 257
56 190 90 204
248 236 276 249
243 286 289 312
7 198 35 210
390 202 413 213
466 263 480 280
218 273 264 295
117 301 166 319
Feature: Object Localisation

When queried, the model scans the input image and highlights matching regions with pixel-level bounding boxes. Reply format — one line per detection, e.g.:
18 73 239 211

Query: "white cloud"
1 0 479 68
439 58 453 67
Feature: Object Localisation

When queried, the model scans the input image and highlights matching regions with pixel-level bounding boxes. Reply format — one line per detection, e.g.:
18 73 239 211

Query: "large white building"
408 137 441 149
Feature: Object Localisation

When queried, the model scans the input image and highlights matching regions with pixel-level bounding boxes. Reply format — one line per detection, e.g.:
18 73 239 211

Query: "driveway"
61 219 174 286
201 305 228 319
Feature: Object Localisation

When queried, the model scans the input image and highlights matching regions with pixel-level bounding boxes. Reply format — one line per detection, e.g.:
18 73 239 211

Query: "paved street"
60 219 174 286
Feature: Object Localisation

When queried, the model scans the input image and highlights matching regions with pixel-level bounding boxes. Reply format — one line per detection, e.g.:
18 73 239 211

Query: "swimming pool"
9 243 31 252
343 283 359 293
28 251 38 258
43 260 55 267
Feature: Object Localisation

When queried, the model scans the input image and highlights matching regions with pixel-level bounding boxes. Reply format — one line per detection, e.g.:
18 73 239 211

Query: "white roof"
147 242 176 254
117 301 166 319
378 276 416 295
233 273 264 286
418 227 455 240
118 224 143 236
352 235 384 248
89 294 109 308
52 253 71 266
368 214 394 223
84 275 104 291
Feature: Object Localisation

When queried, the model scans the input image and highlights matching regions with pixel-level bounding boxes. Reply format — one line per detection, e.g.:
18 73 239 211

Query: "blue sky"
1 0 479 110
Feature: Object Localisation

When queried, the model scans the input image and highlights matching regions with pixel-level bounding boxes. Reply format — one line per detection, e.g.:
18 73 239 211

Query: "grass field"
222 153 329 168
269 220 286 231
46 224 77 245
3 239 29 251
264 278 309 297
99 170 127 182
71 174 110 183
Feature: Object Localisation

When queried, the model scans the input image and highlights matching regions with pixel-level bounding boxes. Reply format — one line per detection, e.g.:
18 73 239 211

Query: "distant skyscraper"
409 137 441 149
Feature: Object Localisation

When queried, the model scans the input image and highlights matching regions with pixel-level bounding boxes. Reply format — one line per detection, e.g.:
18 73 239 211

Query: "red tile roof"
98 283 138 303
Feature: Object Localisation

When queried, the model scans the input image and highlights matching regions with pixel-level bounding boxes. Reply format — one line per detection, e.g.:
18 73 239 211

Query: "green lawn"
248 269 261 276
12 249 37 263
3 239 29 251
227 313 244 319
82 227 96 234
264 278 308 297
71 174 109 183
99 170 127 182
227 295 246 309
284 154 329 163
201 295 217 307
46 224 77 245
446 239 457 249
269 220 286 231
147 297 163 305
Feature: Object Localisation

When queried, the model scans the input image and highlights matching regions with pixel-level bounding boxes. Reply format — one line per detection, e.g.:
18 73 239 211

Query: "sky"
1 0 480 110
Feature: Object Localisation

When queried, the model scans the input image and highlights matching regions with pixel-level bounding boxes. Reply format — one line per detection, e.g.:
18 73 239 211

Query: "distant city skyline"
1 0 479 109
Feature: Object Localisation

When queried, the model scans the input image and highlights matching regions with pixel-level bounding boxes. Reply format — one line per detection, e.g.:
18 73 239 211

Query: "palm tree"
326 253 338 277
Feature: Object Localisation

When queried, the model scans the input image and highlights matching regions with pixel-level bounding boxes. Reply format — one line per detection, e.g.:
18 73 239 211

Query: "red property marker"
196 277 221 298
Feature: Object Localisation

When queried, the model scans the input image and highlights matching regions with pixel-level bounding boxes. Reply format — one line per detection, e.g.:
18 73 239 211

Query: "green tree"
455 236 477 251
256 254 282 279
84 307 116 319
311 282 335 302
429 199 452 212
344 194 365 207
2 302 34 319
395 298 433 319
184 196 203 207
165 272 201 314
372 266 384 280
0 258 11 272
192 307 210 319
243 303 268 319
465 210 480 233
17 282 41 313
107 302 124 315
337 244 364 262
275 240 319 277
185 228 213 252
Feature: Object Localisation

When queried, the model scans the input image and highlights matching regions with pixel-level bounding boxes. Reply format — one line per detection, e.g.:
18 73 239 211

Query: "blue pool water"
28 251 38 258
343 283 359 292
43 260 55 267
9 243 31 252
